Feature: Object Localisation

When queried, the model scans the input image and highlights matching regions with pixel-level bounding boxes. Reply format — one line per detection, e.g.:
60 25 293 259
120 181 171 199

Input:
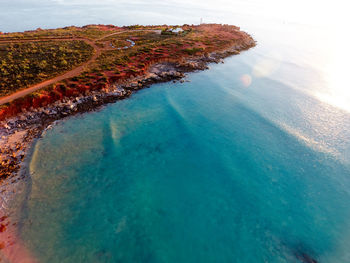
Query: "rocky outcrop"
0 40 257 183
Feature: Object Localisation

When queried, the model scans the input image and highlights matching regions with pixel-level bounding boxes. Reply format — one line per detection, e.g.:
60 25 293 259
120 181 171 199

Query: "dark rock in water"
95 249 112 261
296 252 318 263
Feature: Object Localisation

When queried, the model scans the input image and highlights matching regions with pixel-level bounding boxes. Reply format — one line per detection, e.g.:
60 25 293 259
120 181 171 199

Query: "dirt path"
0 29 161 105
0 38 101 105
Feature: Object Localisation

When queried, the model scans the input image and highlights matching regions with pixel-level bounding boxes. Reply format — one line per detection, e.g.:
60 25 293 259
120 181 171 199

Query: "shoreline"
0 42 255 184
0 42 255 252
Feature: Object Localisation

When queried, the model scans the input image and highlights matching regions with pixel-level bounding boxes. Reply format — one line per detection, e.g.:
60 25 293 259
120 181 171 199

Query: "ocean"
1 0 350 262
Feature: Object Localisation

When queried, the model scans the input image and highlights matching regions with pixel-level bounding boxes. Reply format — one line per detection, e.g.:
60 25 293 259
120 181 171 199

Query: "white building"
170 27 184 34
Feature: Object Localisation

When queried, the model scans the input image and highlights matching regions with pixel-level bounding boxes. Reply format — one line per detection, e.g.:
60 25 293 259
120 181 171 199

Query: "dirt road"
0 29 161 105
0 38 101 105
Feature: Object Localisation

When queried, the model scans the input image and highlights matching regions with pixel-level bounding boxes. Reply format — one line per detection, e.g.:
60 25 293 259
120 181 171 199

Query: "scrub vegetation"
0 41 93 96
0 24 255 120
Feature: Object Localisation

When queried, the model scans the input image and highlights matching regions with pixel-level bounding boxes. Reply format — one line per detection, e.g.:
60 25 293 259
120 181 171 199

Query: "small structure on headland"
169 27 184 34
161 27 184 35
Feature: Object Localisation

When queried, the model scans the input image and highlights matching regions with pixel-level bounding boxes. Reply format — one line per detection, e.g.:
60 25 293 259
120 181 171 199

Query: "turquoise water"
2 1 350 262
15 47 350 262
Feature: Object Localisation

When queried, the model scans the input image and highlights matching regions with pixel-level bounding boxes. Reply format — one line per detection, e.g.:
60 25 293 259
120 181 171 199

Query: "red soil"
0 25 254 121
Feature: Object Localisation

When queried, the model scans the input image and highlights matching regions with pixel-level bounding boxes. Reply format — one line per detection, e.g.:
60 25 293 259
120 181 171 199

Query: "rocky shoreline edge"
0 42 255 189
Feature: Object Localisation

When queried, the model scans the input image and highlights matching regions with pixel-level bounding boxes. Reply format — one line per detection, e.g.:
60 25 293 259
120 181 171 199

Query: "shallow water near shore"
2 2 350 263
14 46 350 262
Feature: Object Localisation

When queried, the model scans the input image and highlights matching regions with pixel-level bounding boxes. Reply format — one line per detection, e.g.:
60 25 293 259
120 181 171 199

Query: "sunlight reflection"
240 74 252 87
315 26 350 113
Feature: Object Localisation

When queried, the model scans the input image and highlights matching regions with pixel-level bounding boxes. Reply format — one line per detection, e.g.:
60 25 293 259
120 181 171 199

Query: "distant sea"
2 1 350 262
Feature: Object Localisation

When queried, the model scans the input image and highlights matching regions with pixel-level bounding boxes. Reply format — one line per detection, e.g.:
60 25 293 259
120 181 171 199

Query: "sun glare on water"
316 25 350 113
291 0 350 113
239 0 350 113
274 0 350 114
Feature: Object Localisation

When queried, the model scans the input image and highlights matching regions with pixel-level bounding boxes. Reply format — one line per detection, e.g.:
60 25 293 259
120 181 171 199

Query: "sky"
0 0 346 32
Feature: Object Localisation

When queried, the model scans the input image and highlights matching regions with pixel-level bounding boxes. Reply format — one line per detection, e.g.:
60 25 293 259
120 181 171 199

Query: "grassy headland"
0 23 255 120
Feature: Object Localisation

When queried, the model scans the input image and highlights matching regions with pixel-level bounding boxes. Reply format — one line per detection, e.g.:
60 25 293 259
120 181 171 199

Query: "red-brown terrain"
0 24 255 121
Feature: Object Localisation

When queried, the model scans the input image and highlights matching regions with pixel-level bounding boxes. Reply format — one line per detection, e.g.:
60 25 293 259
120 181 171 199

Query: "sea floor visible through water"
1 8 350 263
